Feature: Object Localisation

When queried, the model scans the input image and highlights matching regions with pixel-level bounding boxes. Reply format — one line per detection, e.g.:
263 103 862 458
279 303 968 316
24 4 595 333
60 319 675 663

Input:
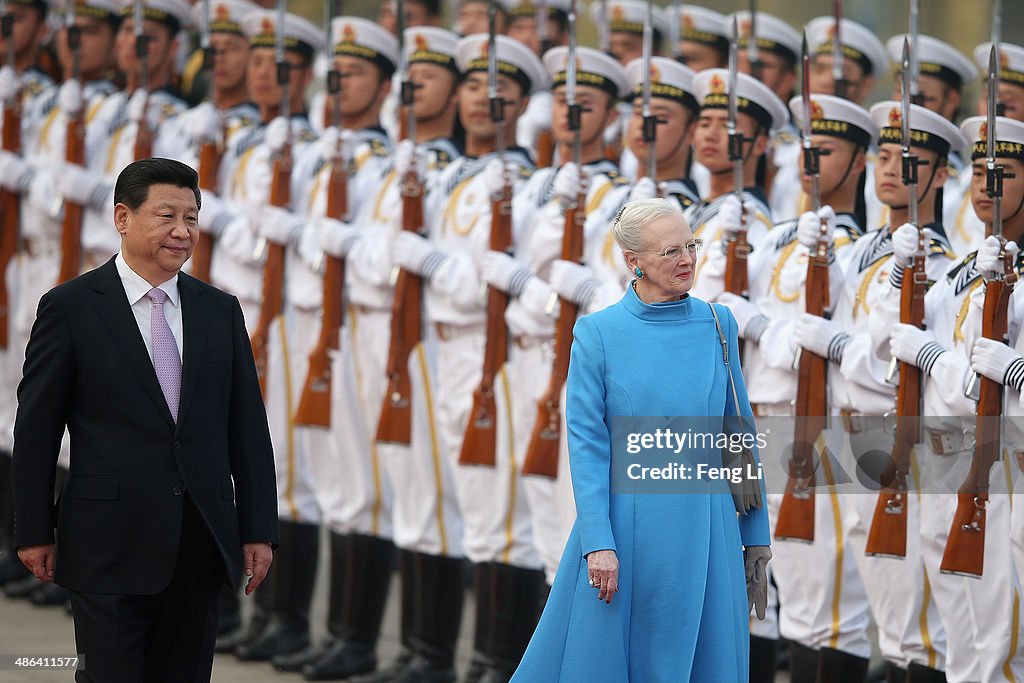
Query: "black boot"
788 642 819 683
30 582 70 606
4 574 40 598
350 548 416 683
884 662 908 683
235 519 319 661
392 551 465 683
216 572 266 653
818 647 870 683
473 562 544 683
302 534 393 680
906 662 947 683
749 636 778 683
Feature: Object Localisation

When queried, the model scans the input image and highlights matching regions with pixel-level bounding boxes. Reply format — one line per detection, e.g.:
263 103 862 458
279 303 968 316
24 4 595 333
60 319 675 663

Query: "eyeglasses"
643 240 703 260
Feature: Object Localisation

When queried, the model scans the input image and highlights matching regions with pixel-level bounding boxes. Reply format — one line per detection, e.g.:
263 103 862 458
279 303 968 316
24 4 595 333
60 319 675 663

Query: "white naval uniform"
946 170 988 259
767 122 802 223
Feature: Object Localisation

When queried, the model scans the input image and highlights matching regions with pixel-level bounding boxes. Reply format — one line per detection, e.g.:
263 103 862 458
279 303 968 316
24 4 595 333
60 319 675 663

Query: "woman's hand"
587 549 619 604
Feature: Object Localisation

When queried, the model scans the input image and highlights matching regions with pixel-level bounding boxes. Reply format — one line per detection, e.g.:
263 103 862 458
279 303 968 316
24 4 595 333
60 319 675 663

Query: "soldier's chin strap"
821 144 864 199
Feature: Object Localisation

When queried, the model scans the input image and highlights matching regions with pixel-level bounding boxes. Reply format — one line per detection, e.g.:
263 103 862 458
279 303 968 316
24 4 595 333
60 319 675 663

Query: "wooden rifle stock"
294 155 348 427
57 111 85 284
865 252 926 558
133 94 153 160
724 226 750 297
521 190 585 478
250 152 290 397
536 129 554 168
376 169 424 445
458 184 513 467
191 140 223 282
941 272 1012 577
0 98 21 348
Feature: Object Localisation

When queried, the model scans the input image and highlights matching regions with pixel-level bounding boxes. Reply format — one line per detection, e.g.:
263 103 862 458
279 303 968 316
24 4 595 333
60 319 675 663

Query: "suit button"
172 486 183 496
174 441 181 449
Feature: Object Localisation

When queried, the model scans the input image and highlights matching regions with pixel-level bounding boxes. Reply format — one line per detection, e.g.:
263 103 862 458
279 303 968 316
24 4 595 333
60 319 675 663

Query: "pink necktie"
147 288 181 421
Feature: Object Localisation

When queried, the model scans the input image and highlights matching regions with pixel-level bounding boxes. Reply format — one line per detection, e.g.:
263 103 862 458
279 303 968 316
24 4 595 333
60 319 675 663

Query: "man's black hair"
114 157 201 211
409 0 442 17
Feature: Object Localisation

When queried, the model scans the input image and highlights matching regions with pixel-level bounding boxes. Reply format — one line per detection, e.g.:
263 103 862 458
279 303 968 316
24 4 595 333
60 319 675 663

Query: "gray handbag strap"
708 303 743 414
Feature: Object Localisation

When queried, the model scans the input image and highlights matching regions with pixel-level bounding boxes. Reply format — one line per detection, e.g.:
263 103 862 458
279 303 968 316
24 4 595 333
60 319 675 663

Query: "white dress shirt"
115 253 184 362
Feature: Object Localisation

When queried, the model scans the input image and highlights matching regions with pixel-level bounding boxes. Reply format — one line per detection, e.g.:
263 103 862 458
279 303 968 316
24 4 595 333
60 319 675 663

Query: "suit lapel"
175 274 206 432
91 259 175 429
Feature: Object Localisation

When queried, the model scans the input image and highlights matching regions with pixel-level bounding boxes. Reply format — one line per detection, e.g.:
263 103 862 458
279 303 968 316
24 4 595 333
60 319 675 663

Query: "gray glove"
744 545 772 620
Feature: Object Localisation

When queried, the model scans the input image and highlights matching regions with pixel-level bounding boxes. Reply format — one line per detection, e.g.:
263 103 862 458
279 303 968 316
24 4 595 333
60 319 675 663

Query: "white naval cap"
405 27 461 73
504 0 572 18
665 5 729 51
961 115 1024 162
48 0 119 21
624 55 699 112
789 94 876 148
242 9 325 57
692 68 789 134
543 45 630 99
974 42 1024 92
119 0 193 31
456 33 549 95
728 11 801 65
806 16 889 78
331 16 399 75
589 0 670 40
192 0 259 37
887 34 978 89
869 100 968 155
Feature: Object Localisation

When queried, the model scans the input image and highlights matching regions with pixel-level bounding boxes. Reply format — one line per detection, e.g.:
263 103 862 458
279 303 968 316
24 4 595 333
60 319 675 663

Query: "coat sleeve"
564 315 616 558
716 304 772 547
12 292 74 548
227 296 279 547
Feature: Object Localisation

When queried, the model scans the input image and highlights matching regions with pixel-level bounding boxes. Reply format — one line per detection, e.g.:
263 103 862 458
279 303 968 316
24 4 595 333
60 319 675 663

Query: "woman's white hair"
611 198 685 254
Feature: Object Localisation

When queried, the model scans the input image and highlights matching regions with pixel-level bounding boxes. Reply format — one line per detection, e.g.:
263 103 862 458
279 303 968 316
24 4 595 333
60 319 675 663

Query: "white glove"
198 190 234 236
797 206 836 250
58 161 103 205
603 118 622 148
256 205 300 245
795 312 850 363
265 116 290 154
482 249 533 296
971 337 1024 387
185 101 221 145
317 216 360 257
519 276 556 318
318 126 340 162
481 158 506 199
628 176 657 201
394 139 427 179
392 230 447 279
0 150 31 192
58 78 83 118
552 162 582 204
718 196 758 239
550 258 601 308
891 223 919 266
889 323 945 375
0 65 18 102
218 216 260 263
128 88 149 124
717 292 769 343
975 235 1020 281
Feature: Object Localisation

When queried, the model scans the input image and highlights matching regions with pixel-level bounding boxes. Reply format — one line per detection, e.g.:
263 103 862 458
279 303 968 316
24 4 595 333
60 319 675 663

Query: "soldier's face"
626 97 693 167
978 81 1024 123
609 32 643 67
738 51 796 102
115 184 198 281
693 108 763 174
116 17 175 75
799 136 864 196
56 17 115 81
210 33 249 92
457 71 525 140
406 63 458 123
809 54 873 104
0 5 45 60
893 74 960 122
971 158 1024 225
551 84 613 147
874 143 945 209
333 56 387 119
679 41 725 72
246 48 306 108
457 3 501 36
505 15 565 55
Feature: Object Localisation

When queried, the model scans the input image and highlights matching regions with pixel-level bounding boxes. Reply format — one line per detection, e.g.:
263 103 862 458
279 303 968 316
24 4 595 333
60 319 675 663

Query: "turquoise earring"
634 267 644 279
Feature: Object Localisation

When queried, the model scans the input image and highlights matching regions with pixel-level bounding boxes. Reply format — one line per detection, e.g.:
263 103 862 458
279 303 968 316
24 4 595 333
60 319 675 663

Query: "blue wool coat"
511 287 770 682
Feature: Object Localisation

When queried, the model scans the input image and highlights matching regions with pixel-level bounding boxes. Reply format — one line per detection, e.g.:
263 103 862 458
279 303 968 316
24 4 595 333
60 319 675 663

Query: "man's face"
56 16 115 80
739 51 795 101
0 4 45 60
406 62 458 123
116 183 198 281
978 81 1024 122
693 108 763 174
458 71 525 139
808 53 873 104
210 32 249 92
247 48 307 109
609 31 643 66
798 135 863 196
330 55 385 119
457 2 502 36
893 74 960 122
874 143 945 208
551 84 612 146
971 157 1024 224
115 17 175 75
506 15 565 55
626 97 693 167
679 40 724 71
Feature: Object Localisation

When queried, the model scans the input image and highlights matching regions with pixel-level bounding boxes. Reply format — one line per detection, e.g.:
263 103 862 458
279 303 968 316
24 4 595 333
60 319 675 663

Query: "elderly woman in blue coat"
511 198 772 681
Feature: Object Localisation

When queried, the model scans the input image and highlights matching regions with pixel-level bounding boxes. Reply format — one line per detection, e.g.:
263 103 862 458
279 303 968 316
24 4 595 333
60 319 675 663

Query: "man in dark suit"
12 158 279 682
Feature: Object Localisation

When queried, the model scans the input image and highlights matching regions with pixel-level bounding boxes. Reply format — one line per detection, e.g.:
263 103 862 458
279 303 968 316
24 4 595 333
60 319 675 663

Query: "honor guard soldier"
454 0 508 36
886 34 978 253
0 0 54 142
720 95 875 683
590 0 668 67
386 31 545 682
685 67 787 302
663 4 728 72
792 101 963 681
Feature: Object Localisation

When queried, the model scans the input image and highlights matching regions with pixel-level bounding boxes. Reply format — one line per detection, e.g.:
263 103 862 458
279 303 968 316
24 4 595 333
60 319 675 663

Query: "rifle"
192 0 221 283
941 44 1013 578
723 16 750 298
865 38 925 558
775 34 824 543
831 0 845 98
459 0 512 467
0 7 19 347
522 0 585 479
250 0 291 397
746 0 761 81
377 0 425 445
640 0 657 184
132 0 153 160
669 0 682 62
57 9 85 284
295 23 346 428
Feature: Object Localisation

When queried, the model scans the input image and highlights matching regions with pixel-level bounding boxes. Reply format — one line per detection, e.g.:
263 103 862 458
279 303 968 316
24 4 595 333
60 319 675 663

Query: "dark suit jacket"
12 257 278 595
